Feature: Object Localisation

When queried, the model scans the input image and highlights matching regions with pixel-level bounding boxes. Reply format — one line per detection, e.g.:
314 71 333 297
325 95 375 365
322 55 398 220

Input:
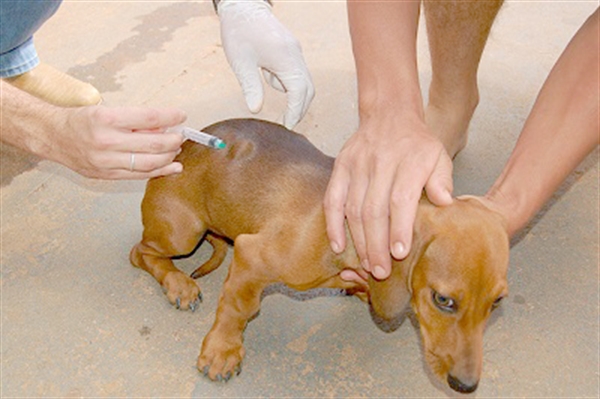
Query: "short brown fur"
130 119 509 393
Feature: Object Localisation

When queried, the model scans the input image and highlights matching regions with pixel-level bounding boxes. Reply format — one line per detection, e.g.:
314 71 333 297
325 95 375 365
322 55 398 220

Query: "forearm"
485 8 599 237
0 80 68 160
348 0 423 119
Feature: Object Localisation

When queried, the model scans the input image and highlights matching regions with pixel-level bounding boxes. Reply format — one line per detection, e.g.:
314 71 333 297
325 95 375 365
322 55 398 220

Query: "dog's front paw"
197 333 245 382
162 271 203 311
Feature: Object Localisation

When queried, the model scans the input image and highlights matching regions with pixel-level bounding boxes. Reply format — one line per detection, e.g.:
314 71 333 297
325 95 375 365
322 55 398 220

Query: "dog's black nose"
447 374 478 394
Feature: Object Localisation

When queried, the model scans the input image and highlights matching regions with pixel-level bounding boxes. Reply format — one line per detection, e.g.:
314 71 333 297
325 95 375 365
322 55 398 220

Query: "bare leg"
423 0 504 157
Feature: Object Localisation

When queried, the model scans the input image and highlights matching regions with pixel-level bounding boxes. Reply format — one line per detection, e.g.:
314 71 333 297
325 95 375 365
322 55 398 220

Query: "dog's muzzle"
447 374 478 393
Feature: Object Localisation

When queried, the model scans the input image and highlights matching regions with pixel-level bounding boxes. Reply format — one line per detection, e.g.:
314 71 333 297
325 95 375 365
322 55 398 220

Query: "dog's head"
369 196 509 393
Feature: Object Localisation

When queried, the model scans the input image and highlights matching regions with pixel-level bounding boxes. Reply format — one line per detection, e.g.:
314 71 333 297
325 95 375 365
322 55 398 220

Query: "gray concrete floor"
1 1 598 397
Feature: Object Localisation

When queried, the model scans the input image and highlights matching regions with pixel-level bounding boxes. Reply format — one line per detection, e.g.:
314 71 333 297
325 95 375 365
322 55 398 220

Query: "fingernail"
373 265 387 280
392 242 405 259
173 163 183 173
331 241 341 253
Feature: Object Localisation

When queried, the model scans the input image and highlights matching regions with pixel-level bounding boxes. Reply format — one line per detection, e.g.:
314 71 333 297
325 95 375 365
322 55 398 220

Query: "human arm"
0 81 187 179
216 0 314 129
324 0 453 280
483 8 599 236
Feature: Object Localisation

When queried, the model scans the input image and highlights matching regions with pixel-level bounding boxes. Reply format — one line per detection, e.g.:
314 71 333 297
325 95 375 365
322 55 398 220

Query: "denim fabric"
0 0 62 77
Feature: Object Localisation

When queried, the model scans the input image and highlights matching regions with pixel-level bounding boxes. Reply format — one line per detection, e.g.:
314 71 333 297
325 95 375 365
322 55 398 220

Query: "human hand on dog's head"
324 112 454 281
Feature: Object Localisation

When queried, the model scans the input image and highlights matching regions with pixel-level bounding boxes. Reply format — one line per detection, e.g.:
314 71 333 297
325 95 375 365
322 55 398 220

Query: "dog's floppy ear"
368 199 435 332
368 257 413 332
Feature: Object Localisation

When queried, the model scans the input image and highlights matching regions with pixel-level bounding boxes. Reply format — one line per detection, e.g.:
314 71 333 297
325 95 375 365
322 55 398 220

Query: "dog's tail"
190 234 229 279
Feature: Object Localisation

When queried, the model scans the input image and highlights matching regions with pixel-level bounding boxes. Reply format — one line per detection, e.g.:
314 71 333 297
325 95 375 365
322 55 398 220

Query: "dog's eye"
491 296 504 310
432 291 457 313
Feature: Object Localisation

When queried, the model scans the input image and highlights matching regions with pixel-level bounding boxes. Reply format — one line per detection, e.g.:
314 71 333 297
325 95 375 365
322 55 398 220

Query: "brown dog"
130 118 509 394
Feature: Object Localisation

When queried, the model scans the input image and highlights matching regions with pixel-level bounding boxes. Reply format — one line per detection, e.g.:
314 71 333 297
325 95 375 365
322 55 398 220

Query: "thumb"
232 61 265 113
425 150 454 206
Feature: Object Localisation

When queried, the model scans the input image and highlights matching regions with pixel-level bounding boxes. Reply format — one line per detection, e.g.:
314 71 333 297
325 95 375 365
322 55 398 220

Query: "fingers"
344 169 370 271
86 161 183 180
340 268 369 284
324 161 350 255
325 121 455 281
69 106 187 180
220 0 313 127
94 106 186 132
232 60 265 114
120 151 182 174
105 130 185 154
262 69 285 92
388 145 453 262
282 75 315 129
263 69 315 129
388 178 422 262
361 162 396 279
425 151 454 206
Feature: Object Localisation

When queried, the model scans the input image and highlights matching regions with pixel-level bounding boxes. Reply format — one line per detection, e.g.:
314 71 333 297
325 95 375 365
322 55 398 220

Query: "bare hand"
324 112 454 280
57 106 187 179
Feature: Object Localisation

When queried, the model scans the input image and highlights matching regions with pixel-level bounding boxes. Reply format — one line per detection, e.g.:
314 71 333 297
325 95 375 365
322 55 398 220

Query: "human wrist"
356 70 424 120
356 89 426 135
483 186 529 239
0 81 63 160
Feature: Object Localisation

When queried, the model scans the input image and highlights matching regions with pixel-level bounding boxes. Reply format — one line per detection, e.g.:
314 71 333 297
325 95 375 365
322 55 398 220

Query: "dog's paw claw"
163 271 201 311
190 294 203 312
202 365 210 376
198 292 204 303
235 365 242 376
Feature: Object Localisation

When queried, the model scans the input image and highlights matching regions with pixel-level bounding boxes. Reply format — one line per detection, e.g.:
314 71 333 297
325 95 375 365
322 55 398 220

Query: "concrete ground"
1 1 598 397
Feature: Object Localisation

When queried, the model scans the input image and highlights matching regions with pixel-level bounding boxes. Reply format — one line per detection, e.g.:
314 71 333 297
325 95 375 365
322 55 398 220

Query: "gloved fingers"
282 71 315 129
231 60 265 114
262 69 285 92
282 86 310 129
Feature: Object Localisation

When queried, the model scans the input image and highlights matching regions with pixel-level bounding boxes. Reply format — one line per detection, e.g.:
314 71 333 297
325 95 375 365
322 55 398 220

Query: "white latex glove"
218 0 314 129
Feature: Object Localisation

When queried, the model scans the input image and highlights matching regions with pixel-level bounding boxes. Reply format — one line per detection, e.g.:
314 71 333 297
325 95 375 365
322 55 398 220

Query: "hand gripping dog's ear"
368 199 436 332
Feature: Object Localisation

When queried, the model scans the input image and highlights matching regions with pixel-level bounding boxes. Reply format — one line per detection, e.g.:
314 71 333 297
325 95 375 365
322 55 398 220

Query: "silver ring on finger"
129 152 136 172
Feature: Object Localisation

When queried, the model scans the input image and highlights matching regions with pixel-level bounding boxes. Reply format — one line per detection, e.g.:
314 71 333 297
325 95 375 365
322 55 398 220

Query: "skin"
482 8 599 236
325 1 455 280
326 2 599 281
1 80 186 179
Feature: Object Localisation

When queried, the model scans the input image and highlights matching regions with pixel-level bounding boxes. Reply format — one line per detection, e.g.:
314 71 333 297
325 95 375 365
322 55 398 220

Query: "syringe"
168 126 226 150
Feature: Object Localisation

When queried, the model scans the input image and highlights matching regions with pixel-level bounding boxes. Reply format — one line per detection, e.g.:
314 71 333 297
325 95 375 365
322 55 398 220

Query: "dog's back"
146 119 334 240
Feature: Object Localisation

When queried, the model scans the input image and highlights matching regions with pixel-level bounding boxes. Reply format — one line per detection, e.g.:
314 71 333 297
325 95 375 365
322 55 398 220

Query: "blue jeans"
0 0 62 78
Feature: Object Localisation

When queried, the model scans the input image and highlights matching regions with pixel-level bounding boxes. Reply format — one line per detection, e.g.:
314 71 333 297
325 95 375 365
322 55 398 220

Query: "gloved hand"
217 0 314 129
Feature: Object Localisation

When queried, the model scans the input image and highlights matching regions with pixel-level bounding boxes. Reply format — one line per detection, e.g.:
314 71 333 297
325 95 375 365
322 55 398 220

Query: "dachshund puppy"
130 119 509 393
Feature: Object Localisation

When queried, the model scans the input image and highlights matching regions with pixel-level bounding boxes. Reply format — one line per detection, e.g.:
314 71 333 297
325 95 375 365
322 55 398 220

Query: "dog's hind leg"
130 189 208 311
